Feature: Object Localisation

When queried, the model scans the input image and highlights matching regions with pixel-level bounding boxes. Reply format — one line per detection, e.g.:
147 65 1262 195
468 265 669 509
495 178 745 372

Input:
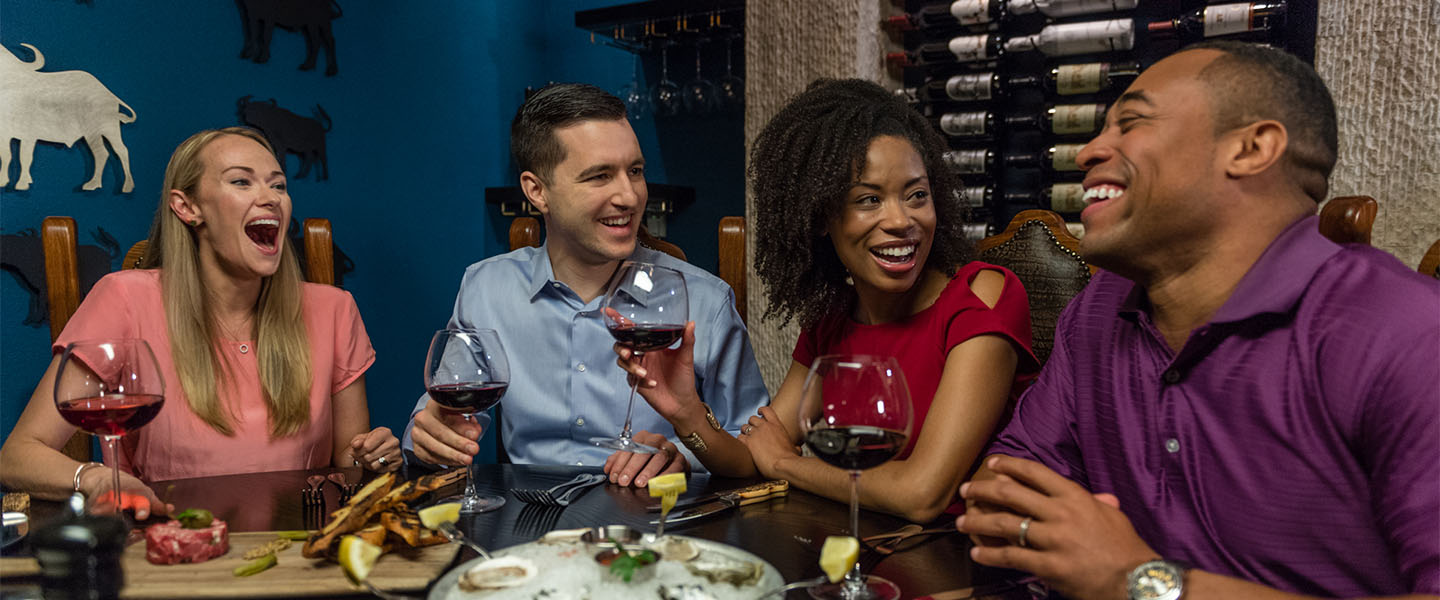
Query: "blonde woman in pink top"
0 128 398 517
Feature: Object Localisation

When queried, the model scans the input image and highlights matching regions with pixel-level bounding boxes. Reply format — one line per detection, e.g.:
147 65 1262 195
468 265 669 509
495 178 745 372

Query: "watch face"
1129 562 1182 600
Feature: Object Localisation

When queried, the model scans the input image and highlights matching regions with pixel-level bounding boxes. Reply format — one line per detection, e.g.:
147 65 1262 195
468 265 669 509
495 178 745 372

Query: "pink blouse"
53 270 374 481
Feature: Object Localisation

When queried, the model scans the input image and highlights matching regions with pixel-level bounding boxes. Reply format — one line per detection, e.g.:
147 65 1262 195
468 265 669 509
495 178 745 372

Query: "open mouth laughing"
1081 183 1126 220
244 218 281 254
870 240 920 272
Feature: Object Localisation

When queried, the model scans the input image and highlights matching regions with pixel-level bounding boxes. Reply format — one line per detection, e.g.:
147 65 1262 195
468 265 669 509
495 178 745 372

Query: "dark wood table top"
5 463 1036 599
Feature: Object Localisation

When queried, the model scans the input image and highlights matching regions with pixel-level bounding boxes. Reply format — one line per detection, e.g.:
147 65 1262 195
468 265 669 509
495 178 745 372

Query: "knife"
647 480 788 524
645 480 789 513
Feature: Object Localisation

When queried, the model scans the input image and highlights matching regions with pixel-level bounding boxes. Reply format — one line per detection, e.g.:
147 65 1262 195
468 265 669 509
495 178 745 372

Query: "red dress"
792 262 1039 459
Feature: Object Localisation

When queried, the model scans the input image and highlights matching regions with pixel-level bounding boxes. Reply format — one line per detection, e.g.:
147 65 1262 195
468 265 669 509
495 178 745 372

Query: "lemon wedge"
647 472 687 514
819 536 859 583
339 535 383 584
418 502 462 530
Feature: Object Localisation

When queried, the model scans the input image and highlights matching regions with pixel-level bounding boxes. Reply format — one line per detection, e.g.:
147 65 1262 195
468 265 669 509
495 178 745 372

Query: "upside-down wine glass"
592 261 688 454
651 42 683 117
682 40 715 115
717 33 744 113
53 339 166 516
799 355 914 600
619 52 648 121
424 328 510 513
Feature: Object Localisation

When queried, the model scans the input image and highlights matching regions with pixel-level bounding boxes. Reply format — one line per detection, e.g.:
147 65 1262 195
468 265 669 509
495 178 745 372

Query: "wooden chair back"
1419 239 1440 279
717 216 747 325
975 210 1093 365
1318 195 1377 245
39 217 94 462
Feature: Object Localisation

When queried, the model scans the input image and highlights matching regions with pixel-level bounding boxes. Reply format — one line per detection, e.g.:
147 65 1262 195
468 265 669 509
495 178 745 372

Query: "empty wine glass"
798 355 913 600
593 261 689 454
425 329 510 513
618 52 648 121
682 41 715 115
54 339 166 515
717 34 744 113
651 42 682 117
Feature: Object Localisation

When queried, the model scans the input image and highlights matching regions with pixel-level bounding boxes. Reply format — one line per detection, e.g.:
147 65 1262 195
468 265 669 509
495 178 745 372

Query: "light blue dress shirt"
403 244 769 469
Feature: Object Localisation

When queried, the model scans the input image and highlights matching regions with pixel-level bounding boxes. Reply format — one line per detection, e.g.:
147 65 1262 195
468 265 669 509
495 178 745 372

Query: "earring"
844 273 854 286
190 219 202 226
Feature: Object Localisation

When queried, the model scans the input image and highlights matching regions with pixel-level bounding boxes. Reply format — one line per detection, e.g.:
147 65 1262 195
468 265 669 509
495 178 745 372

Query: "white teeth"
600 216 630 226
248 218 279 227
874 245 916 257
1081 186 1125 204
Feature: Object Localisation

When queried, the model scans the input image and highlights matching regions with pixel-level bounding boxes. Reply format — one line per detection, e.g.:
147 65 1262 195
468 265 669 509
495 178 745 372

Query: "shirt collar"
523 241 665 302
1117 215 1339 323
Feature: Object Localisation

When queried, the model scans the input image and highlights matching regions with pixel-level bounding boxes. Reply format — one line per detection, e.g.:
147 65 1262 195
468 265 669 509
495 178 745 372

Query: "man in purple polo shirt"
955 41 1440 599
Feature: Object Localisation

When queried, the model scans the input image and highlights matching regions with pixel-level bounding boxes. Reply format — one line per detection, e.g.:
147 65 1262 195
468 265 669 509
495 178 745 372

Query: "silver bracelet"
72 461 104 492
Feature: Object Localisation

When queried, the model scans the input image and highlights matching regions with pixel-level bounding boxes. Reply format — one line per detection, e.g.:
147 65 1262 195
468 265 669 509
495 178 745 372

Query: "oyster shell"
683 550 764 587
458 556 538 591
658 583 720 600
647 536 699 562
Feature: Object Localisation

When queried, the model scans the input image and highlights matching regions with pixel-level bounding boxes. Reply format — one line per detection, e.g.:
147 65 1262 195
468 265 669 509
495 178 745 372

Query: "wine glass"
424 329 510 513
618 52 648 121
592 261 688 454
682 41 715 115
717 34 744 113
651 42 682 117
799 355 914 600
53 339 166 515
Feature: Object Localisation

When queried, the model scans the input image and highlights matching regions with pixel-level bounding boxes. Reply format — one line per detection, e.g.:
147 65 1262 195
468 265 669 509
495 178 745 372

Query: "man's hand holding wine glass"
410 399 483 466
611 320 700 421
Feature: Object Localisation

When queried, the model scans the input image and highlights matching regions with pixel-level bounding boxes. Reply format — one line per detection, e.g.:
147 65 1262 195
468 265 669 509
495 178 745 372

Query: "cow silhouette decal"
0 43 137 193
1 227 120 327
238 96 331 181
237 0 342 76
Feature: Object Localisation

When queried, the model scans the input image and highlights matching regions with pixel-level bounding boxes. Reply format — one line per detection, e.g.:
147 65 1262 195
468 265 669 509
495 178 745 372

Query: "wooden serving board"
120 531 460 599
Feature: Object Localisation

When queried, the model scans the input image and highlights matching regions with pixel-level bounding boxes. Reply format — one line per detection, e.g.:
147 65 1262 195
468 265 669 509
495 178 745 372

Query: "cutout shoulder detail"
967 268 1006 309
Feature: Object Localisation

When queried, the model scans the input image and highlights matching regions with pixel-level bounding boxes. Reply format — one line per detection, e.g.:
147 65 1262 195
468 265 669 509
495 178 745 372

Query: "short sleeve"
327 290 375 394
54 272 140 354
943 264 1040 376
791 324 820 370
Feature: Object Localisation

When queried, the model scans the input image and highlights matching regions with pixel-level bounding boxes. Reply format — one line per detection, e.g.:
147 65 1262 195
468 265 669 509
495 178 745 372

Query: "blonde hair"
141 127 313 437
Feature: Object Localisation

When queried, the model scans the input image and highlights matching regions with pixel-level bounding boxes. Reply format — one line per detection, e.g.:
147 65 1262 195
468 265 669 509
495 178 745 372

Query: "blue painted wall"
0 0 744 466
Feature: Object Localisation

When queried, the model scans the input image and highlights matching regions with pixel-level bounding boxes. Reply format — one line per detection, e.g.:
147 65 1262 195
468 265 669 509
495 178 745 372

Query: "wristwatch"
1127 559 1186 600
678 403 723 454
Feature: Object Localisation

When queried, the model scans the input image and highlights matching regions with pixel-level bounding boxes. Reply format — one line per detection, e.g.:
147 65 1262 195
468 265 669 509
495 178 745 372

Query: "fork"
328 472 359 504
511 473 606 507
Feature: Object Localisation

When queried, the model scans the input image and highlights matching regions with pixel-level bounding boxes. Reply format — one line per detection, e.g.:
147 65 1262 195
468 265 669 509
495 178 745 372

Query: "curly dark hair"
749 78 971 330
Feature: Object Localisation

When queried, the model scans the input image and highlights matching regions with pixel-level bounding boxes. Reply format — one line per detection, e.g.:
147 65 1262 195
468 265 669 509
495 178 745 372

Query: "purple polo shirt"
989 215 1440 596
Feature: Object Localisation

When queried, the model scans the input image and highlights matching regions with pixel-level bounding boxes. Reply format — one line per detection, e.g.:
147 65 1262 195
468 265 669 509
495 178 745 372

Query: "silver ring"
377 456 390 467
1017 517 1032 548
741 424 754 435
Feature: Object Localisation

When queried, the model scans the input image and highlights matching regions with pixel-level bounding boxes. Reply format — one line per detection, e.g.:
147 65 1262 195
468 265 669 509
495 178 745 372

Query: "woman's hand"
737 406 801 479
613 322 702 422
603 431 688 487
78 465 172 519
350 426 401 472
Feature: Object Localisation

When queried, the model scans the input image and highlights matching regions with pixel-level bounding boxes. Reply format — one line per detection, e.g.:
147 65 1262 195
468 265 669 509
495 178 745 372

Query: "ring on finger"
741 424 754 435
377 455 390 467
1017 516 1032 548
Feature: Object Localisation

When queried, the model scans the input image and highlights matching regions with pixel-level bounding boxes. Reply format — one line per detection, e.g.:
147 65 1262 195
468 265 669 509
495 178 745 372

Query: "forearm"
0 436 90 501
771 454 956 523
1183 570 1434 600
667 403 758 478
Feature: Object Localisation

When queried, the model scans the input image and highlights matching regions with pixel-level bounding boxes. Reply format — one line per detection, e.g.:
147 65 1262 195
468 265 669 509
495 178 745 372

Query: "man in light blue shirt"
404 84 767 486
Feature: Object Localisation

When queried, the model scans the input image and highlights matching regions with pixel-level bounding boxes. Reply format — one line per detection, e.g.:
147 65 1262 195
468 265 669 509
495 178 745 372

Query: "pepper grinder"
30 493 127 599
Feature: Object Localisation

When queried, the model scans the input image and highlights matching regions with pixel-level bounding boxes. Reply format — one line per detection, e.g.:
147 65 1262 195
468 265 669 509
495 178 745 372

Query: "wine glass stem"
618 351 644 442
103 435 121 514
846 470 866 590
462 415 479 500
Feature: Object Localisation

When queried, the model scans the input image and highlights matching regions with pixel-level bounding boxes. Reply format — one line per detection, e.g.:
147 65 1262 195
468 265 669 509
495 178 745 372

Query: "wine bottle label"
1035 0 1139 18
950 0 995 24
1055 63 1105 95
958 185 989 207
1050 104 1102 135
1204 4 1256 37
1065 222 1086 239
940 112 989 137
1049 183 1087 213
963 223 991 239
943 149 990 173
948 34 993 62
1050 144 1086 171
895 87 921 103
1048 19 1136 56
945 73 994 101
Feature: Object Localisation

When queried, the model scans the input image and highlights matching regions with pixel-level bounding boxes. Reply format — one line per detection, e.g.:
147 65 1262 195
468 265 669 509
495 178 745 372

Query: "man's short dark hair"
510 83 627 182
1185 40 1338 202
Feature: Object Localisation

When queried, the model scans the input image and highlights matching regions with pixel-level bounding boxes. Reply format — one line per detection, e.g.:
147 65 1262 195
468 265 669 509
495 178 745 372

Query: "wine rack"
889 0 1318 236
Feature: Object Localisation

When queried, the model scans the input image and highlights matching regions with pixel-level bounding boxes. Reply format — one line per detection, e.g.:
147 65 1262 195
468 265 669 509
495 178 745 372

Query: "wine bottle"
1048 60 1140 95
1147 2 1286 40
932 104 1106 138
1005 183 1088 213
1005 144 1089 172
896 72 1041 104
887 33 1003 67
889 0 1139 31
957 184 997 208
1008 0 1139 18
1004 18 1136 57
943 148 999 174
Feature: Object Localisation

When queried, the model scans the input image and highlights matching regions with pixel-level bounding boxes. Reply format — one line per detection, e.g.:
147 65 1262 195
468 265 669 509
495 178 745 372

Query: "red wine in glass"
426 383 507 414
56 393 164 437
593 261 688 454
804 426 909 471
607 325 684 353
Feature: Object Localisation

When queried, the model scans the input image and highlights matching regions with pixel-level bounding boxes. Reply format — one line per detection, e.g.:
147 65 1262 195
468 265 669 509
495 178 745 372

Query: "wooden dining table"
1 462 1038 599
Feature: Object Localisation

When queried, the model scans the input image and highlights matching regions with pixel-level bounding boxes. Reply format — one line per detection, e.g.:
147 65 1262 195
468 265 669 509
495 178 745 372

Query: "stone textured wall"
742 1 1439 391
1315 1 1440 267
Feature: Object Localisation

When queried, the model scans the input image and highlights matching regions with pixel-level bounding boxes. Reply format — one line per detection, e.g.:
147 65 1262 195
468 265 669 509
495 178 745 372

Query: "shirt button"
1165 438 1180 453
1163 369 1182 384
576 461 584 466
577 363 587 372
576 417 585 427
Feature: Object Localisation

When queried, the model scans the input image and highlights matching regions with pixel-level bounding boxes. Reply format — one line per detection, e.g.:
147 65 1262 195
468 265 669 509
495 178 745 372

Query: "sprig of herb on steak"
174 508 214 529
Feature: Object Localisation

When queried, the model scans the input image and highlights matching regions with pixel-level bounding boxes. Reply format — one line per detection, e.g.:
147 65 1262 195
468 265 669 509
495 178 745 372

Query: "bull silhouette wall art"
0 43 137 193
238 97 331 181
0 227 120 328
237 0 342 76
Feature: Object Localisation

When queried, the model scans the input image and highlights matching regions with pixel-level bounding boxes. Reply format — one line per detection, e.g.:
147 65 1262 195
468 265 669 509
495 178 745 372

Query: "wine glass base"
805 575 901 600
432 492 506 514
589 436 660 454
